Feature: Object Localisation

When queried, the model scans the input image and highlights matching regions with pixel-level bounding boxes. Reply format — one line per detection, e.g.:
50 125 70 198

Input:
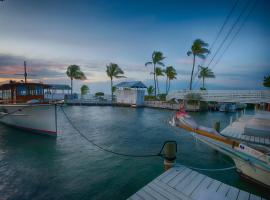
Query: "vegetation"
145 51 165 96
184 92 202 105
165 66 177 94
187 39 210 90
106 63 125 101
198 66 215 90
80 85 89 96
66 65 86 94
155 67 164 94
263 75 270 87
147 86 154 96
95 92 104 96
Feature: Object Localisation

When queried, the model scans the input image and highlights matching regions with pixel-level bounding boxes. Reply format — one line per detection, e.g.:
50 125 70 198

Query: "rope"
176 164 236 171
60 105 163 158
0 104 33 120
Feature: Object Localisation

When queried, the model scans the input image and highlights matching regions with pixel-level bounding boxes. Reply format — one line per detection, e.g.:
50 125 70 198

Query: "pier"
128 165 265 200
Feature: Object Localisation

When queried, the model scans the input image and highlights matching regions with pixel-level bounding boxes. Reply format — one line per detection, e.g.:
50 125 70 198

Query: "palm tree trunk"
189 54 196 90
203 77 205 89
71 77 73 95
168 79 171 94
153 64 157 97
156 76 159 94
166 76 168 94
110 77 113 102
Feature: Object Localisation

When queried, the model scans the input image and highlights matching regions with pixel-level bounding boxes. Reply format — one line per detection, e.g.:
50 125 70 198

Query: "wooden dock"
221 115 270 146
128 165 265 200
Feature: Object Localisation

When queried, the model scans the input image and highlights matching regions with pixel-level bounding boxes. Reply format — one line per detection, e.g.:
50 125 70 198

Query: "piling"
213 121 220 133
162 141 177 171
230 116 233 126
236 112 239 121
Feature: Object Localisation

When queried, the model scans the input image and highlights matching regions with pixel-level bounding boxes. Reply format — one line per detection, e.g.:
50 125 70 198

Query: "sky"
0 0 270 93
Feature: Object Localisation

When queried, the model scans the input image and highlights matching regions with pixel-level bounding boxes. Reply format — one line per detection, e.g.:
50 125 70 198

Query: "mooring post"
230 116 233 126
213 121 220 133
236 112 239 121
162 141 177 171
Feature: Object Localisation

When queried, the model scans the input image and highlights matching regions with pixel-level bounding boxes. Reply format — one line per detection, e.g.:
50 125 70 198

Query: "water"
0 106 269 200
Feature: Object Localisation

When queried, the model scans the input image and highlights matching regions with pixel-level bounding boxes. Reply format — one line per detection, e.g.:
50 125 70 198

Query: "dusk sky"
0 0 269 93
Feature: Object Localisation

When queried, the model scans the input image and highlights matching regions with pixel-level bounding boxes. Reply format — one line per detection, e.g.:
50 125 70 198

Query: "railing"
167 90 270 103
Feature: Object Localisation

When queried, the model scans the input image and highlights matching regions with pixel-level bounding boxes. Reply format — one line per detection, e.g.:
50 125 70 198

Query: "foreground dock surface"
128 165 265 200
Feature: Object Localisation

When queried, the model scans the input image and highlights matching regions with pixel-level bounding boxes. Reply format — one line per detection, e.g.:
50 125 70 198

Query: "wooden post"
163 141 177 171
213 121 220 133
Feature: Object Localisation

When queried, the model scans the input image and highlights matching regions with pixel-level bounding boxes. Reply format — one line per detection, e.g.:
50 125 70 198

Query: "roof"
0 82 50 90
115 81 147 88
47 84 71 90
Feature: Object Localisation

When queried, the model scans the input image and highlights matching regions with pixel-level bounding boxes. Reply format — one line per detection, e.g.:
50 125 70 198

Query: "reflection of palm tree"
187 39 210 90
145 51 165 96
155 67 164 94
80 85 89 96
263 75 270 88
165 66 177 94
106 63 125 101
147 86 154 96
66 65 86 94
198 66 215 90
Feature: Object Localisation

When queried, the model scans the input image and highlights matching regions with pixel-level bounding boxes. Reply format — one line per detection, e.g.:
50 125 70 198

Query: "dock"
221 115 270 146
128 165 265 200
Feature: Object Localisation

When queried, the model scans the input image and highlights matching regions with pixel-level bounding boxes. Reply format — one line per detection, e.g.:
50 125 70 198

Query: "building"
44 84 71 101
114 81 147 106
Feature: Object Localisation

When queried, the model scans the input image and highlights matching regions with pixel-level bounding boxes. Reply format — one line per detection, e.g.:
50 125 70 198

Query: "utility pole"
24 61 27 83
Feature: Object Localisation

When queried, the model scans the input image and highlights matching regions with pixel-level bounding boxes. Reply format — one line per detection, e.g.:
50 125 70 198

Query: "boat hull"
0 104 57 136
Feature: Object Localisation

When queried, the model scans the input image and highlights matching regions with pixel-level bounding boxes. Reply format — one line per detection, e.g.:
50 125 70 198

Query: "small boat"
0 81 57 136
170 107 270 188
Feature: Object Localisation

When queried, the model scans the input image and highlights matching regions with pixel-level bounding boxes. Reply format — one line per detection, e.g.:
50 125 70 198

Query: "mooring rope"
60 105 163 158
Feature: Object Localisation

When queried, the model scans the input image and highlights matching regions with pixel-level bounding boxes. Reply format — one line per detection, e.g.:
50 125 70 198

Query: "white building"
114 81 147 106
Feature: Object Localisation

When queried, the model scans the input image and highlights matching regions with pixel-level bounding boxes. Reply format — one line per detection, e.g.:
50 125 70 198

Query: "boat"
0 80 57 136
169 107 270 188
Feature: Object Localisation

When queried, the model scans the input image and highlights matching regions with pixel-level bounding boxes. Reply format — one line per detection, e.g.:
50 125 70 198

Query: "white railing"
167 90 270 103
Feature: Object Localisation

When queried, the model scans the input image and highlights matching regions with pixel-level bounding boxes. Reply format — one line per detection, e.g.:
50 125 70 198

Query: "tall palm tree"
187 39 210 90
263 75 270 88
106 63 125 101
66 65 86 94
165 66 177 94
198 66 215 90
155 67 164 94
80 85 89 96
145 51 165 96
147 86 154 96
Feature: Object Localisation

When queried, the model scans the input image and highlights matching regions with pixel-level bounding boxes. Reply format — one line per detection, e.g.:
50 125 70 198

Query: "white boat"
170 109 270 188
0 80 57 136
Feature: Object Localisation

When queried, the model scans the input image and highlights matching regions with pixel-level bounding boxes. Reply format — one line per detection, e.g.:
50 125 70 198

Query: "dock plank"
237 190 250 200
217 183 230 197
226 187 240 200
190 177 213 199
167 168 192 187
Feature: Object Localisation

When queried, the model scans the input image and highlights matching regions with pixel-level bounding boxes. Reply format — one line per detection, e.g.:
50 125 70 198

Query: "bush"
95 92 104 96
144 95 157 101
157 93 167 101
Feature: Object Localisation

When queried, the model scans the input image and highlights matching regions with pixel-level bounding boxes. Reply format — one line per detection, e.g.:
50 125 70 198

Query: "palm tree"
187 39 210 90
155 67 164 94
66 65 86 94
198 66 215 90
145 51 165 96
263 75 270 88
165 66 177 94
80 85 89 96
147 86 154 96
106 63 125 101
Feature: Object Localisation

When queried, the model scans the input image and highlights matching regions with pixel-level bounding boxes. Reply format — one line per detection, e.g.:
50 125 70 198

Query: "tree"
147 86 154 96
187 39 210 90
80 85 89 96
145 51 165 96
106 63 125 101
66 65 86 94
263 75 270 88
155 67 164 94
198 66 215 90
165 66 177 94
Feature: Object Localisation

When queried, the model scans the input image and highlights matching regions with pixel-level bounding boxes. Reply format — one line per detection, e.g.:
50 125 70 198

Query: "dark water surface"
0 106 269 200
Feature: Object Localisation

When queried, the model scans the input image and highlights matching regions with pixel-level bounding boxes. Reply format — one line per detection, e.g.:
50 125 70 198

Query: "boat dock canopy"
115 81 147 89
128 165 265 200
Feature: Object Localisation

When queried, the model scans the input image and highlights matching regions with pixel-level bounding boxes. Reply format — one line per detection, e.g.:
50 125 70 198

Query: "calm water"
0 106 269 200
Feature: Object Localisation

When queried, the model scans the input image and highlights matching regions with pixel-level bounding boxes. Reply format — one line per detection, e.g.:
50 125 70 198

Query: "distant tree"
263 75 270 88
187 39 210 90
145 51 165 96
155 67 164 94
80 85 89 96
198 66 215 90
106 63 125 101
165 66 177 94
95 92 104 96
66 65 86 94
147 86 154 96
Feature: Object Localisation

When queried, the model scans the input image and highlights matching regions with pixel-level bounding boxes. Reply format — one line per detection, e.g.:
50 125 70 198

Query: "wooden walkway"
221 115 270 146
127 165 265 200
